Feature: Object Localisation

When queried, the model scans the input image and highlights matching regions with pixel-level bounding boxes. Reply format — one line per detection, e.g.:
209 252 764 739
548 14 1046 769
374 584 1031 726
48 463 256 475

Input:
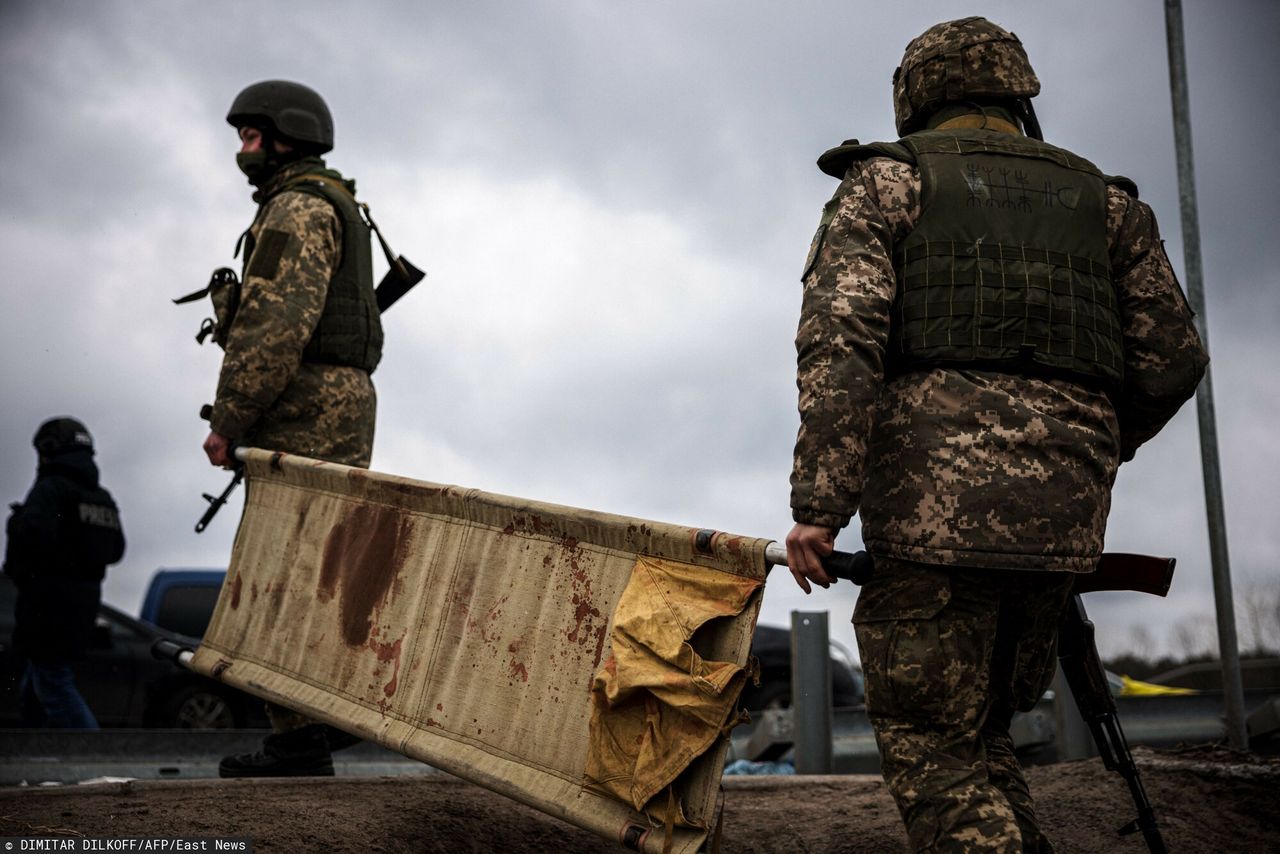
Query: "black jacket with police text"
3 450 125 663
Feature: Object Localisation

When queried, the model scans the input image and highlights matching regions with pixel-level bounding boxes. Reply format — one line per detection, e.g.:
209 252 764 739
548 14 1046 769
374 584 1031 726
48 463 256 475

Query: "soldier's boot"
323 725 362 752
218 723 334 778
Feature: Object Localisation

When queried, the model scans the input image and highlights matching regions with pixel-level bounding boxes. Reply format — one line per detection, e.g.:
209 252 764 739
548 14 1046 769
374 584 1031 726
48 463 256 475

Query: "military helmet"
892 17 1040 136
227 80 334 153
33 417 94 457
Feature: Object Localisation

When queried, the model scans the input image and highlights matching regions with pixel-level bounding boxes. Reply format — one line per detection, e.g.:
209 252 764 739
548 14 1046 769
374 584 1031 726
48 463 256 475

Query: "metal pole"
1051 665 1095 761
1163 0 1248 750
790 611 833 774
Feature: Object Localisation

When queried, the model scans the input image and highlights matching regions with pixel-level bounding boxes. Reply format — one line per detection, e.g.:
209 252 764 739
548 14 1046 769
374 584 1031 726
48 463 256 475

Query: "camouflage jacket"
208 159 376 467
790 141 1208 571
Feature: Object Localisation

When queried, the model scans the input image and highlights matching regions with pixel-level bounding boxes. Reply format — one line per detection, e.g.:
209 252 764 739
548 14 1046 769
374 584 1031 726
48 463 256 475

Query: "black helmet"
227 80 334 153
893 17 1040 136
33 417 94 457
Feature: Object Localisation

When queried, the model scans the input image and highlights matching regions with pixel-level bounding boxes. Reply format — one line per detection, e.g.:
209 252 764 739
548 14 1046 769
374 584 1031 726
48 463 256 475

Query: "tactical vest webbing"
232 174 384 374
281 177 383 373
886 131 1124 390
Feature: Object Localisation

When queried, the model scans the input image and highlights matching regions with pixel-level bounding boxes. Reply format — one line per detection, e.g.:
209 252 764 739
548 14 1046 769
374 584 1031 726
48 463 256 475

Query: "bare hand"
785 523 837 594
203 430 234 468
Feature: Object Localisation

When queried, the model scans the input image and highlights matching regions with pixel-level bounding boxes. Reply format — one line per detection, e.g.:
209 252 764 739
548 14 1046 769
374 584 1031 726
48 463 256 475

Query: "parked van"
139 569 226 637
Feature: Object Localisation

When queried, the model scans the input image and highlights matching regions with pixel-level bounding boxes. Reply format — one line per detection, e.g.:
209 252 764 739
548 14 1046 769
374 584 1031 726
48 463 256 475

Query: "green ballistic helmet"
892 17 1040 136
227 79 334 153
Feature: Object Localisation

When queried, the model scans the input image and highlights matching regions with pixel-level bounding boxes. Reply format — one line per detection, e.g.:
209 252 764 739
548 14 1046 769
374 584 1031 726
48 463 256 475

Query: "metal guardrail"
729 692 1276 774
1 690 1273 786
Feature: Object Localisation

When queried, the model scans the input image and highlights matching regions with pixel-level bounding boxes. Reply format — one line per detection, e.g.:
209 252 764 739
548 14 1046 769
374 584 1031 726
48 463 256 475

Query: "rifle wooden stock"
1072 553 1176 597
816 550 1175 598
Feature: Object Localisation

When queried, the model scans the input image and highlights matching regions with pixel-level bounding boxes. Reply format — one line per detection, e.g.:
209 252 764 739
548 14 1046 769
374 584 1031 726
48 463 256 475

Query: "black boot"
323 725 362 752
219 724 334 778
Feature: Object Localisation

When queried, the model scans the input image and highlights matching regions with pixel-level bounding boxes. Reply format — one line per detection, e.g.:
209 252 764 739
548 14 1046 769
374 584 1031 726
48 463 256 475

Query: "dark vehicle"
739 624 864 712
0 574 261 728
139 568 226 638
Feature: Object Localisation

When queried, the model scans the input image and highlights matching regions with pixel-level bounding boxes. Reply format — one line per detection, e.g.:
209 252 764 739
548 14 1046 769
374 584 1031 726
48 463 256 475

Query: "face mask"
236 150 272 184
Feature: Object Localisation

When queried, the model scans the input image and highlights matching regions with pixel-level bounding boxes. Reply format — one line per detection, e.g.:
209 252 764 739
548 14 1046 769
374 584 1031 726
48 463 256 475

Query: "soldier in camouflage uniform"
784 18 1207 852
202 80 383 777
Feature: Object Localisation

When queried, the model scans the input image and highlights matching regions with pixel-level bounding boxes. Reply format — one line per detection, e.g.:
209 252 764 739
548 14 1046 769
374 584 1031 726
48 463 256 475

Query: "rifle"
762 544 1170 854
1053 552 1172 853
195 465 243 534
174 248 425 320
361 202 425 313
1059 593 1167 853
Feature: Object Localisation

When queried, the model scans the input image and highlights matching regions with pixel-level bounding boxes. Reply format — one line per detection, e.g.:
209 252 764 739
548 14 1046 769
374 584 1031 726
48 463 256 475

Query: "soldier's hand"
785 523 837 594
203 430 234 468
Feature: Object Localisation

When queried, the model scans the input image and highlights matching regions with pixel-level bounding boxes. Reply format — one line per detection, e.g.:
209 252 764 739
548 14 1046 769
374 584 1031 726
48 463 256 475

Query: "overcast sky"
2 0 1277 661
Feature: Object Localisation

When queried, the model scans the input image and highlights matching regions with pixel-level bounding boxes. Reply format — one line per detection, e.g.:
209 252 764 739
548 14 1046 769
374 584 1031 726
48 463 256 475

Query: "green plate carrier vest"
860 131 1124 391
239 173 384 374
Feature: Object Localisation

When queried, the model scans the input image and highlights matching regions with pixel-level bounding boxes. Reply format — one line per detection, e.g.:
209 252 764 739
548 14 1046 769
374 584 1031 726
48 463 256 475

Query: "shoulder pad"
817 139 915 179
282 177 346 203
1105 174 1139 199
273 177 361 225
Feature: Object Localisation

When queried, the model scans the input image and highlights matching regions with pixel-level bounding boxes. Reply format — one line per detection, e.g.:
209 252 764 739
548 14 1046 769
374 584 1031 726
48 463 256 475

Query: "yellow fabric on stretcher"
586 556 761 820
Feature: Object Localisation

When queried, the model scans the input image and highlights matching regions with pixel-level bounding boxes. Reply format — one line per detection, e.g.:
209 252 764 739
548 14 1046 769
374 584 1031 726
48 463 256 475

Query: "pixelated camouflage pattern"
790 130 1207 571
894 17 1040 136
209 159 376 468
854 557 1073 852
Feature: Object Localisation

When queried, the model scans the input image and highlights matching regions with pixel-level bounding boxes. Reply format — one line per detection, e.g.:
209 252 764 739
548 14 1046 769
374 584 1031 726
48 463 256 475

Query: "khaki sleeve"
789 162 905 528
1107 185 1209 461
209 192 341 439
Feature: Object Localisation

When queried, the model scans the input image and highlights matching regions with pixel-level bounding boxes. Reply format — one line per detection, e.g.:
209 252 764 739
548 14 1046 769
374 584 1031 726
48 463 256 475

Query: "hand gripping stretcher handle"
764 543 873 585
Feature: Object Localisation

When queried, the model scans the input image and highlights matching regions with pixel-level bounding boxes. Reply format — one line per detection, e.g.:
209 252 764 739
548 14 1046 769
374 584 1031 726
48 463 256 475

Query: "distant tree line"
1103 575 1280 687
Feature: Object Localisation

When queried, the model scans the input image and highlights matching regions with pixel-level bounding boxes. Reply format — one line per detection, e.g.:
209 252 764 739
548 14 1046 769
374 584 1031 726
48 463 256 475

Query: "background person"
4 417 125 728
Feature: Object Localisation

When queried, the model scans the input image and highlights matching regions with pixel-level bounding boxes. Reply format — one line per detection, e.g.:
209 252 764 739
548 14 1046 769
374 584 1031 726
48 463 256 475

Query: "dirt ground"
1 746 1276 853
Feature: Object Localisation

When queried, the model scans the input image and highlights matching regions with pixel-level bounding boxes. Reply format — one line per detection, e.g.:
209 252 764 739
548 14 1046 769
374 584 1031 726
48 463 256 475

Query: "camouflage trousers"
854 557 1075 853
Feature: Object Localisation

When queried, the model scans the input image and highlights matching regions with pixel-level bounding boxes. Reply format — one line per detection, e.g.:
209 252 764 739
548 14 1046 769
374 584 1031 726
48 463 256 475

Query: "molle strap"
889 132 1122 390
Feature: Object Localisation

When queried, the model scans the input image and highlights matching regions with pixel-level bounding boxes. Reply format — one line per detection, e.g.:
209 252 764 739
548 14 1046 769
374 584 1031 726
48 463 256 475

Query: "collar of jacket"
252 157 346 204
933 113 1023 136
